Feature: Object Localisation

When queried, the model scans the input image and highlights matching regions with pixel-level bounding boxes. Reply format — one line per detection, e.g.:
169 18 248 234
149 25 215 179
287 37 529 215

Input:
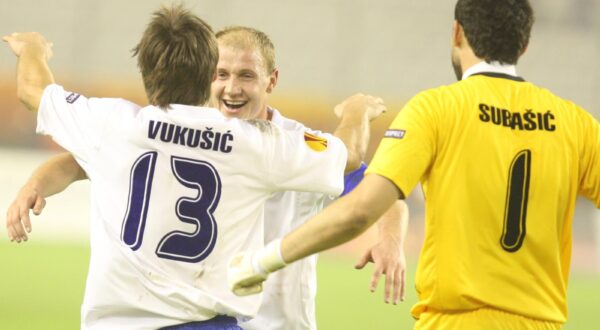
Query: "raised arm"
3 32 55 112
333 94 386 173
6 153 87 243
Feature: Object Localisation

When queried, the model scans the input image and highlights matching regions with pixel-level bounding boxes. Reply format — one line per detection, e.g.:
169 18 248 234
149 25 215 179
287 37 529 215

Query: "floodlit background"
0 1 599 329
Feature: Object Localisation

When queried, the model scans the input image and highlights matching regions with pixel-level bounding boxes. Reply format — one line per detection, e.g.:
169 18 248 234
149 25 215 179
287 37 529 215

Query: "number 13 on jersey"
120 151 222 263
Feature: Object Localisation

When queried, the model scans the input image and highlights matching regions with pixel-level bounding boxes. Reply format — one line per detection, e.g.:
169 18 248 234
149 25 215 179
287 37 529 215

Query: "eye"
217 71 228 79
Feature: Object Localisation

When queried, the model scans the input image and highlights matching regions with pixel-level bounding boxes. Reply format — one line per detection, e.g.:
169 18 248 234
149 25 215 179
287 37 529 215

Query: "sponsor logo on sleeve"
66 93 81 104
304 132 328 152
384 129 406 139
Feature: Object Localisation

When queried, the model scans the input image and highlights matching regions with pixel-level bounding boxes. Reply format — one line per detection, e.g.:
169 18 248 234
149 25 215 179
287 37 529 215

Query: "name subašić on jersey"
478 103 556 132
148 120 234 153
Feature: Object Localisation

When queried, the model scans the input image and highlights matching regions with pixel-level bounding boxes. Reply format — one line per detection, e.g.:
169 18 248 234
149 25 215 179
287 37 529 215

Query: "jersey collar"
267 106 285 125
165 104 224 119
462 61 523 82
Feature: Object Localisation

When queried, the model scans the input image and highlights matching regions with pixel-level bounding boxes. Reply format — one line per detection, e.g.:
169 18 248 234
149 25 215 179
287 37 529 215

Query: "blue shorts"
160 316 241 330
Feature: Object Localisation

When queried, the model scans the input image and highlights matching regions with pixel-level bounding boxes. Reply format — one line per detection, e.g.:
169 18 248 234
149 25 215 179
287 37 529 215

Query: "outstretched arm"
333 94 386 173
355 200 408 305
6 153 87 243
3 32 55 111
229 174 402 295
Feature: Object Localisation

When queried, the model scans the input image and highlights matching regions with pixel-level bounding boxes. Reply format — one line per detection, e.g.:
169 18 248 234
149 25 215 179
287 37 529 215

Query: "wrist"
252 239 287 275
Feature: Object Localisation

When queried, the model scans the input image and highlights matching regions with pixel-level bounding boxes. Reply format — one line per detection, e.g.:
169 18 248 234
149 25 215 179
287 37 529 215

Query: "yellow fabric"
415 308 562 330
366 73 600 323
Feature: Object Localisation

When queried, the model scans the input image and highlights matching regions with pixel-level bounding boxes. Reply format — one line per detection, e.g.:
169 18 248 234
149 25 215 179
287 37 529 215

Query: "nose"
224 77 242 96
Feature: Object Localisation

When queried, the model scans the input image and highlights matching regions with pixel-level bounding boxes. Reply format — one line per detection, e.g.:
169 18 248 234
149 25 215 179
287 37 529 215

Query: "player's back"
406 73 600 322
37 85 347 329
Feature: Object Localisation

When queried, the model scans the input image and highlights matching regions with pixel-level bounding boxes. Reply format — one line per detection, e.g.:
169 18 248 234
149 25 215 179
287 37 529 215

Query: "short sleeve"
265 126 347 196
578 109 600 207
36 84 121 162
365 91 437 197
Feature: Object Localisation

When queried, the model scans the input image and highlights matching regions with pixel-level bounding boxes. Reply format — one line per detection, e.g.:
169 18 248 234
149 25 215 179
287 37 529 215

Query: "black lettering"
173 126 188 146
201 129 214 150
148 120 161 139
523 110 536 131
220 131 234 153
543 111 556 132
187 129 201 148
501 109 512 128
479 104 490 122
511 113 524 130
491 107 502 125
160 123 175 142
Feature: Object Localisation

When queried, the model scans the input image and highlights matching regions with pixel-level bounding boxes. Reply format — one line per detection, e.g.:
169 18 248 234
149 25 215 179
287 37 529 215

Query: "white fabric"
36 85 346 330
242 108 337 330
461 61 517 80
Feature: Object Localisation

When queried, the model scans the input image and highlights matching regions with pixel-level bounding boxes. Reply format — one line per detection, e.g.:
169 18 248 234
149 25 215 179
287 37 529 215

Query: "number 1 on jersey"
500 150 531 252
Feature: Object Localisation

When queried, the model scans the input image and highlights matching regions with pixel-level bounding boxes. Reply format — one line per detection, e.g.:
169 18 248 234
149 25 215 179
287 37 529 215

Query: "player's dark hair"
133 4 218 108
216 26 276 74
455 0 534 64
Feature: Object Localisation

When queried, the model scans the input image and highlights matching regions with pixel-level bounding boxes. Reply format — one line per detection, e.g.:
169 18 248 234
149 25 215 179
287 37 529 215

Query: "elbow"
344 150 362 173
341 202 374 237
17 86 41 112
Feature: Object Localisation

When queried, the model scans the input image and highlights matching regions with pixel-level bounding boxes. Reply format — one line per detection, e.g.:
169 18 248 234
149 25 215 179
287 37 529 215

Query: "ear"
452 20 463 48
212 70 217 82
266 68 279 94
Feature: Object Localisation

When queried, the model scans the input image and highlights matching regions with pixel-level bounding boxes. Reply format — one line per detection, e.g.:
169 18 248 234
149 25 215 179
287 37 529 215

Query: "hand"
355 236 406 304
334 93 386 121
3 32 53 59
228 253 268 296
6 183 47 243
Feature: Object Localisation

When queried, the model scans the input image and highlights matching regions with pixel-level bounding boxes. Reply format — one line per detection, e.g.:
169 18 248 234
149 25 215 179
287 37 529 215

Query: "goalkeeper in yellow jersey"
229 0 600 329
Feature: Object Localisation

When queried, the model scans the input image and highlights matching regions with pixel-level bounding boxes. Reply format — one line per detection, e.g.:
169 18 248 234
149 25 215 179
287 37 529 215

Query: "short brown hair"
455 0 534 64
216 26 275 74
133 4 218 108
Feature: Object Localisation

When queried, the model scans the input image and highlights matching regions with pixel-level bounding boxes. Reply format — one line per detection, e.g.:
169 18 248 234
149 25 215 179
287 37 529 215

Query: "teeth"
224 100 246 106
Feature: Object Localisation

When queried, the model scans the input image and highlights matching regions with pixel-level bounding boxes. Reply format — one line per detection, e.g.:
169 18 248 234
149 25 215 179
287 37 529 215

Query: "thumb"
354 250 372 269
32 196 46 215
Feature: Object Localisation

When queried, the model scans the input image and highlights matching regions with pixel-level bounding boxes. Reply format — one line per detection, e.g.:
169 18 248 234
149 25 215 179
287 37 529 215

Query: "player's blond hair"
216 26 276 74
133 4 218 108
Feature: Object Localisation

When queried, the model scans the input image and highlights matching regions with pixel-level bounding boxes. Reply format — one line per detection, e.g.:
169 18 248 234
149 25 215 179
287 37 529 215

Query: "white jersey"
36 85 347 330
242 109 335 330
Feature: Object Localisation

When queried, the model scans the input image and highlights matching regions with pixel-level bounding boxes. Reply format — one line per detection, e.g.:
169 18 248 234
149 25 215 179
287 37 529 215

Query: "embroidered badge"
304 132 328 152
384 129 406 139
66 93 81 104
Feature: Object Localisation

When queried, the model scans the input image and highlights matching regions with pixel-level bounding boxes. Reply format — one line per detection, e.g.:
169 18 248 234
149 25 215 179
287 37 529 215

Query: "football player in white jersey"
3 6 351 330
5 24 408 330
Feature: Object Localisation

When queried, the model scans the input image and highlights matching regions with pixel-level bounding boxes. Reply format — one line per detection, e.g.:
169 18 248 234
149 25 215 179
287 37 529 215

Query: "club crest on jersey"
304 132 327 152
66 92 81 104
384 129 406 139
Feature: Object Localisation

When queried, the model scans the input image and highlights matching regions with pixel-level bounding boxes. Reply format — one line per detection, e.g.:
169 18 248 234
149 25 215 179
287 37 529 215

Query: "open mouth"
223 100 248 110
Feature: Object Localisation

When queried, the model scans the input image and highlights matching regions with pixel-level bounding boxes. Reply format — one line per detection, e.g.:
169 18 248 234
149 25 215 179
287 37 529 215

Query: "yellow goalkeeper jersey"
366 68 600 323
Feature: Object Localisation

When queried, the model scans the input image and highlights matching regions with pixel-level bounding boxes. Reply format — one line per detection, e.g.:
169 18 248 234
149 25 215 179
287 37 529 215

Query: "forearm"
280 174 400 263
16 47 54 112
377 200 409 249
26 153 86 197
334 110 369 173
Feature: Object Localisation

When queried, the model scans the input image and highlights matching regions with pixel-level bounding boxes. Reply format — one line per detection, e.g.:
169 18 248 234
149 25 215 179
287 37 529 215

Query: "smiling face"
210 42 278 120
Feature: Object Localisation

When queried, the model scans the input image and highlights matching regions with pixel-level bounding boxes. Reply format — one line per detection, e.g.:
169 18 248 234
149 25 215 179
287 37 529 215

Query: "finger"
20 205 32 233
15 208 30 241
32 196 46 215
354 250 372 269
384 268 395 304
370 267 383 293
400 269 406 302
392 267 402 304
6 206 22 242
2 36 9 42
